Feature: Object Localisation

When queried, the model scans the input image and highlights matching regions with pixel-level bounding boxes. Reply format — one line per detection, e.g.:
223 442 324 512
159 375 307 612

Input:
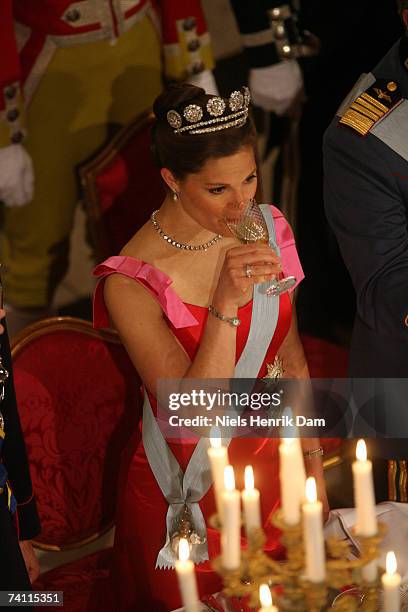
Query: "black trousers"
0 490 31 590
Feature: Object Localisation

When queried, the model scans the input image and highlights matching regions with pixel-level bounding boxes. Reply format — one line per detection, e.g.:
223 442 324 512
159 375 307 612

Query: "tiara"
166 86 251 135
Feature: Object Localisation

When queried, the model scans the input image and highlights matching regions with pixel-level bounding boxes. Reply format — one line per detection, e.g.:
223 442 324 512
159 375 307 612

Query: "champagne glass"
224 199 296 296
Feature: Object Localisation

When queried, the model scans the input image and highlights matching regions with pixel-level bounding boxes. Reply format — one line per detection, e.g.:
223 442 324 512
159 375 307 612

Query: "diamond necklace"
150 210 222 251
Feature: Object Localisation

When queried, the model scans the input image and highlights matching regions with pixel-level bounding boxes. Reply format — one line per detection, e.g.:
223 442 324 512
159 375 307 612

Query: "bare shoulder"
102 245 191 391
120 220 162 262
104 271 161 320
104 219 170 320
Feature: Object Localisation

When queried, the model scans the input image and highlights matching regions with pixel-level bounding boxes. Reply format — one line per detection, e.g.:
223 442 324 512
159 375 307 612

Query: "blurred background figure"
2 0 402 348
226 0 403 342
0 0 216 338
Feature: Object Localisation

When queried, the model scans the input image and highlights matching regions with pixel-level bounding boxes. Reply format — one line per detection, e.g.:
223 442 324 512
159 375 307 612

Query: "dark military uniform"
0 320 40 588
324 36 408 500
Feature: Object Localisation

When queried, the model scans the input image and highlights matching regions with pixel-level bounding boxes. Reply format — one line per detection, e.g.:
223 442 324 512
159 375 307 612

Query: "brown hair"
151 83 257 181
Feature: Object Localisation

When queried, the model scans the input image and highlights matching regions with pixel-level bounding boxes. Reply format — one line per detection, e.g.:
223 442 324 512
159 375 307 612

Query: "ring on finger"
245 264 253 278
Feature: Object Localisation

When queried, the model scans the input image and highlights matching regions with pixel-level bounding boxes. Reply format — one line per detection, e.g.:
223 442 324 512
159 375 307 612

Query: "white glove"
188 69 219 96
249 60 303 116
0 144 34 207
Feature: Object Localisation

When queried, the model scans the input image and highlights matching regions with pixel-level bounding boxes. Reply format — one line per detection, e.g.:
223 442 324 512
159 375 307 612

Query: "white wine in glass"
224 199 296 296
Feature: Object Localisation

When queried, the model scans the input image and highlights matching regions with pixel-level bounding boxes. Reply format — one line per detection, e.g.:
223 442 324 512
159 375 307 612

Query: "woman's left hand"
19 540 40 583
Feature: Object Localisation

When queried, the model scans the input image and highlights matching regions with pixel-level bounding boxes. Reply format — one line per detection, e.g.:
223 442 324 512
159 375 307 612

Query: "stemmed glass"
224 199 296 296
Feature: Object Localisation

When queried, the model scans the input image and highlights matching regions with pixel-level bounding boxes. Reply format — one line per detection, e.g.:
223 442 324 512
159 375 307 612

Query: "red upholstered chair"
11 317 143 612
79 110 165 262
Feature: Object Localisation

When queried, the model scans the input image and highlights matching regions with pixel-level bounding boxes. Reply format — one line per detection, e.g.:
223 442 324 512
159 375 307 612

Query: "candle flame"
305 477 317 503
282 437 295 446
224 465 235 491
386 551 397 575
178 538 190 563
244 465 254 491
259 584 272 607
356 439 367 462
210 426 222 449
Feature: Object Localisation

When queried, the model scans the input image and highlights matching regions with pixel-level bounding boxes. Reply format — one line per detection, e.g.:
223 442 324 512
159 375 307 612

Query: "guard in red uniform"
0 0 216 336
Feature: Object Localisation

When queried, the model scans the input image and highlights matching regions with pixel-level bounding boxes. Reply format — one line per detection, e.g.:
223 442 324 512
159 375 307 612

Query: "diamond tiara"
166 86 251 135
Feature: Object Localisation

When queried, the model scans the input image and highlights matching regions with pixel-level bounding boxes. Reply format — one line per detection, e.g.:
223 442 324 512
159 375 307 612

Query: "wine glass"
224 199 296 296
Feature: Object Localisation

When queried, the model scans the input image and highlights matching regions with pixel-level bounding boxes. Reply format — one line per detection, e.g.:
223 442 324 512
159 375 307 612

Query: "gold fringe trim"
361 92 389 113
388 460 398 501
353 97 384 118
350 101 382 122
399 460 408 503
339 90 390 136
339 108 375 136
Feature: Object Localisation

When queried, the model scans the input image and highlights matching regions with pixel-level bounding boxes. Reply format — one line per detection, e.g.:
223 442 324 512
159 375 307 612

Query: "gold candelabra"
210 511 387 611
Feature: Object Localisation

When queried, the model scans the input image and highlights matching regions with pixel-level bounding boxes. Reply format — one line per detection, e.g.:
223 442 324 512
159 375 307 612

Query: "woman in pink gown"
93 83 328 611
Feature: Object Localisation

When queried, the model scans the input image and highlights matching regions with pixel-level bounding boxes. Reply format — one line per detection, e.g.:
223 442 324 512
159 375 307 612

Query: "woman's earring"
172 191 179 202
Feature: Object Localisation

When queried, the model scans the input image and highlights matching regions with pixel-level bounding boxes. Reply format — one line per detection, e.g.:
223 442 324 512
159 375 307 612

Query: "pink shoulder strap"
92 256 199 329
270 205 305 291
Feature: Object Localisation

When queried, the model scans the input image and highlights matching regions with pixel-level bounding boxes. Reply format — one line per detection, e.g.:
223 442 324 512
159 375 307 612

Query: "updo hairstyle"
151 83 257 181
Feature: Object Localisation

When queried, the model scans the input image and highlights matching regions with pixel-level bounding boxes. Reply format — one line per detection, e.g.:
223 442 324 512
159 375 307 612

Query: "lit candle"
280 408 306 504
259 584 278 612
175 538 200 612
221 465 241 570
352 439 377 582
302 477 326 583
382 552 401 612
242 465 261 537
353 440 377 535
208 428 229 520
279 438 301 525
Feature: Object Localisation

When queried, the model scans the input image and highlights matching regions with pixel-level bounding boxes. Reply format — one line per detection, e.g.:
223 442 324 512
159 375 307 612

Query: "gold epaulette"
339 78 402 136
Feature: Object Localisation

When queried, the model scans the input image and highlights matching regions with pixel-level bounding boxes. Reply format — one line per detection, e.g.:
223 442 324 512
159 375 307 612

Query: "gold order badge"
264 355 285 380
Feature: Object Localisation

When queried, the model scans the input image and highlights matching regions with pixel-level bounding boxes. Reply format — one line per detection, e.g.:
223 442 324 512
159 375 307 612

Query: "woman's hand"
213 243 282 308
0 308 5 335
19 540 40 583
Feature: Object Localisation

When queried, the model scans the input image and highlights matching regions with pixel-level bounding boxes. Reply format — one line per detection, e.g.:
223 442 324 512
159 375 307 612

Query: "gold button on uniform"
387 81 397 92
405 314 408 327
66 9 81 22
0 487 4 495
